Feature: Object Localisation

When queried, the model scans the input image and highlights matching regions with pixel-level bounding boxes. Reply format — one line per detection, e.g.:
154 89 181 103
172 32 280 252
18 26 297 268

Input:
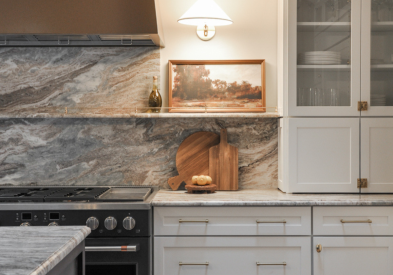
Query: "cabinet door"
361 0 393 116
154 237 311 275
287 0 361 116
287 118 359 193
314 237 393 275
361 118 393 192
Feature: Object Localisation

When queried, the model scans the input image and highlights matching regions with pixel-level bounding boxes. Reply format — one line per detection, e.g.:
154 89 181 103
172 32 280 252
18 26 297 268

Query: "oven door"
85 238 150 275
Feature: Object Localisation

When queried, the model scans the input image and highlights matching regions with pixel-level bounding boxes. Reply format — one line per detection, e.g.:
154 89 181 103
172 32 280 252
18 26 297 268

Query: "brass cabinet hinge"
357 178 368 188
358 101 368 111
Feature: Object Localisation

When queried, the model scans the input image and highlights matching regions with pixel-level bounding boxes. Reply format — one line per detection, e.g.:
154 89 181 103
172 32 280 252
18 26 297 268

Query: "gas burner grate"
0 188 65 202
44 187 109 202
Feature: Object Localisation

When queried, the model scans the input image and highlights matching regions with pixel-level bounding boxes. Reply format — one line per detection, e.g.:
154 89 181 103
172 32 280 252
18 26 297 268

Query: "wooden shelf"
372 22 393 32
297 22 351 32
297 65 351 71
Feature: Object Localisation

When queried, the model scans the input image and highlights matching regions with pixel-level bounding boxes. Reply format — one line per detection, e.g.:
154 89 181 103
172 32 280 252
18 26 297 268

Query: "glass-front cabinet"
285 0 393 116
287 0 361 116
362 0 393 116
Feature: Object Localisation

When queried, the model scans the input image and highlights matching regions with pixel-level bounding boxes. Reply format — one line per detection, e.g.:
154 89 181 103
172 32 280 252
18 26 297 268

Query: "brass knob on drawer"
316 244 322 253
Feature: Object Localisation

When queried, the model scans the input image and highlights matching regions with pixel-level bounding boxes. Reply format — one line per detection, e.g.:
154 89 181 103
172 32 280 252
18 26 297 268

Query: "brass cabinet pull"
340 219 372 224
256 262 286 266
179 219 209 223
179 262 209 266
256 220 286 224
316 244 322 253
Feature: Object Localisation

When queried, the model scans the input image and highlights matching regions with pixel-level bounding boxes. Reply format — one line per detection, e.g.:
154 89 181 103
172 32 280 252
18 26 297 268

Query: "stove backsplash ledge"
0 118 277 190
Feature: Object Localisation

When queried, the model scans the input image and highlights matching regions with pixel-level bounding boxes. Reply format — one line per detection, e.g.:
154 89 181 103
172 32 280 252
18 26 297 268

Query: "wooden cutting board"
168 132 220 191
209 129 239 190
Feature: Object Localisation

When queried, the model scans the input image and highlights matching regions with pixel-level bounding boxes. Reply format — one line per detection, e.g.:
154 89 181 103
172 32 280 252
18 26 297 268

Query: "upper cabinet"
361 0 393 116
279 0 393 117
281 0 361 116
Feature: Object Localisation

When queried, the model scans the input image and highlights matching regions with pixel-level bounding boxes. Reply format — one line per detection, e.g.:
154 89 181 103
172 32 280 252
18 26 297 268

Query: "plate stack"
298 51 341 65
371 94 387 106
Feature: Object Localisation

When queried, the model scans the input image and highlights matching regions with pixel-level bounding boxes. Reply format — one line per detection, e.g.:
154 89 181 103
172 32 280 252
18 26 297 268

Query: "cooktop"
0 187 152 203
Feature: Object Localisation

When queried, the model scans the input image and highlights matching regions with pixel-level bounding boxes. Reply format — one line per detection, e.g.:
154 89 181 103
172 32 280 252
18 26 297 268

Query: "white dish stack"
371 94 387 106
298 51 341 65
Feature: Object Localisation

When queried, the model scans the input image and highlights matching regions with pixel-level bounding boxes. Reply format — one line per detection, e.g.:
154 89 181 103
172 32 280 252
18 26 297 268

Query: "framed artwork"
168 60 266 112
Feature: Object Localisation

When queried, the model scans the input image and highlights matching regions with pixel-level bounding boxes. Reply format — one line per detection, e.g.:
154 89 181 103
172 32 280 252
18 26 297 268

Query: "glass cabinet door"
288 0 361 116
362 0 393 116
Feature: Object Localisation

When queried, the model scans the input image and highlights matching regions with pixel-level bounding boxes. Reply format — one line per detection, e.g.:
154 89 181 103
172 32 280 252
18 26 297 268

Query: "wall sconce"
178 0 233 41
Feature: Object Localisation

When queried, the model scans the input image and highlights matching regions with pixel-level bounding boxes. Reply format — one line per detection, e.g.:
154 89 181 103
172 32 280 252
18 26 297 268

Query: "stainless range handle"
85 245 139 252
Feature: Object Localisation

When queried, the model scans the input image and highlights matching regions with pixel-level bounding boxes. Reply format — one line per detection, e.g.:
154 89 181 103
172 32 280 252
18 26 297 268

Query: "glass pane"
370 0 393 106
297 0 351 107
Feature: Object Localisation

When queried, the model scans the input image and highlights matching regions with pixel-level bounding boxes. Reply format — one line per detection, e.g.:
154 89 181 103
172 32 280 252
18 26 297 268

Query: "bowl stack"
298 51 341 65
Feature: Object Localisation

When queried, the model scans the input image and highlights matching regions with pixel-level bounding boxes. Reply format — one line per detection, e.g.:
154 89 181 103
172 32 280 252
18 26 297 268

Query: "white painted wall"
158 0 278 109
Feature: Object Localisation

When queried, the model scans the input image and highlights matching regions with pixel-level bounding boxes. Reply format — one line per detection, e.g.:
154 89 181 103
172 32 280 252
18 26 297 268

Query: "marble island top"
152 189 393 206
0 226 91 275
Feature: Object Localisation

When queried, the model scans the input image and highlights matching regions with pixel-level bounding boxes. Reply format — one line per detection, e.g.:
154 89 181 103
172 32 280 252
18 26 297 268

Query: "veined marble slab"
152 189 393 206
0 47 160 117
0 118 278 189
0 226 90 275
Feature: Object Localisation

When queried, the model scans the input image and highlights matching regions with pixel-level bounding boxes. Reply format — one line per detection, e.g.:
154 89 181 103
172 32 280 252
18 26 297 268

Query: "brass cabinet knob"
316 244 322 253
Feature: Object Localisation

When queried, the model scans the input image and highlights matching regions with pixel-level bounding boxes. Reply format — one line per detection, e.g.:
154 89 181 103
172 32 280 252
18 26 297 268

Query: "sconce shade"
178 0 233 26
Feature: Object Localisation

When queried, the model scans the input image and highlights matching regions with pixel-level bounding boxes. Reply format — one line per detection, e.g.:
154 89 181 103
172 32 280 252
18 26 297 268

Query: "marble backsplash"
0 47 278 189
0 118 278 189
0 47 160 116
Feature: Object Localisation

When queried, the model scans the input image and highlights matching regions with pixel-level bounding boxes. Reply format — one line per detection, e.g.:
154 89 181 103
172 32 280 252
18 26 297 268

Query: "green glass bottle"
149 76 162 113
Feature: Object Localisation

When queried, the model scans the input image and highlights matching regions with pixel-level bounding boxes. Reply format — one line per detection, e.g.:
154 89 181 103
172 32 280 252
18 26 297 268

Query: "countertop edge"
30 227 91 275
152 201 393 207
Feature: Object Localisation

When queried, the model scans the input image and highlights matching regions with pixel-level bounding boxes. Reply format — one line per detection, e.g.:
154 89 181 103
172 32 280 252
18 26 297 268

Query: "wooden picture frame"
168 60 266 112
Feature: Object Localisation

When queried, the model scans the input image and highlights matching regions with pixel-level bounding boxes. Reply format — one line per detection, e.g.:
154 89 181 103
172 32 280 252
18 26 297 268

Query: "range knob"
20 222 31 226
104 217 117 230
86 217 99 231
48 222 59 226
123 217 136 231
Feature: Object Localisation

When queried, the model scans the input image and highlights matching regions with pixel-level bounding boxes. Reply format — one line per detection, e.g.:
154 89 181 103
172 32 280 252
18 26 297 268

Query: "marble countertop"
0 226 91 275
152 189 393 206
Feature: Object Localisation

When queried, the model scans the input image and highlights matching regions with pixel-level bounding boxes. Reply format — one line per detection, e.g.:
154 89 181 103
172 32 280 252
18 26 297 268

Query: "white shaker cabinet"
361 118 393 193
314 237 393 275
279 118 360 193
154 237 311 275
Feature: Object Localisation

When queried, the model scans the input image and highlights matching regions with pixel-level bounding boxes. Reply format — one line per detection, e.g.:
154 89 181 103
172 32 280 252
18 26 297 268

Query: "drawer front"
154 207 311 236
154 237 311 275
313 207 393 235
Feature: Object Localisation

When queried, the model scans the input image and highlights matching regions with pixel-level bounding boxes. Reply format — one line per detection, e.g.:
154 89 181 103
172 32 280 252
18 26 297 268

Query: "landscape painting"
169 60 265 112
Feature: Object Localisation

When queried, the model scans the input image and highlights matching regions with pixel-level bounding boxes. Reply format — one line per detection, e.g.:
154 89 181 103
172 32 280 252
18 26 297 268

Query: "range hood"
0 0 164 47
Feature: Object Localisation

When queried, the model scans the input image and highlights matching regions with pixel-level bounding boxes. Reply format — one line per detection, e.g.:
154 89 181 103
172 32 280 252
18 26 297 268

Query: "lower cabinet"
313 237 393 275
154 237 311 275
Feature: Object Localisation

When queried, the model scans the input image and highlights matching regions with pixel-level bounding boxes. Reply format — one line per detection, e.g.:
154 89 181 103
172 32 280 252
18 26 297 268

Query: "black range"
0 186 158 275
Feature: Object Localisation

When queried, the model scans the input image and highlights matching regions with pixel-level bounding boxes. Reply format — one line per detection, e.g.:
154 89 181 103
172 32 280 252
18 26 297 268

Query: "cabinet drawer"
154 207 311 236
313 207 393 235
154 237 311 275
